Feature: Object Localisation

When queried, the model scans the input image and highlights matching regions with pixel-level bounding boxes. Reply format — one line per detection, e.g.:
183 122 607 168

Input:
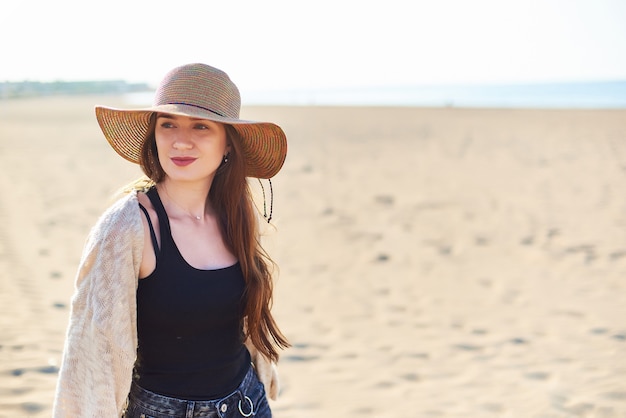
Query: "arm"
53 194 144 417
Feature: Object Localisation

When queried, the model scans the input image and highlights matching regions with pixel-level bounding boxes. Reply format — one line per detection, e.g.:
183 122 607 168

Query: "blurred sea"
127 80 626 109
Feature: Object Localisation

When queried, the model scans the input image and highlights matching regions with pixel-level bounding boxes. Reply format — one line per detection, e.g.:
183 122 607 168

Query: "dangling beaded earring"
258 178 273 223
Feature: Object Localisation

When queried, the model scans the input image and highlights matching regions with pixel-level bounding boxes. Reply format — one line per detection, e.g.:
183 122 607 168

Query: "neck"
157 179 212 220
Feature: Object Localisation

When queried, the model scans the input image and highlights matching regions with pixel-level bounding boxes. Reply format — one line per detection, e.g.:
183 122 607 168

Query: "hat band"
167 102 227 118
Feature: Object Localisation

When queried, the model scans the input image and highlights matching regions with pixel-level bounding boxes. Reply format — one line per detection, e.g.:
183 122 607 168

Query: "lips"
171 157 197 167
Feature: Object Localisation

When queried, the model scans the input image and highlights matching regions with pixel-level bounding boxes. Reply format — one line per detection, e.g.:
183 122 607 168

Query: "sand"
0 96 625 417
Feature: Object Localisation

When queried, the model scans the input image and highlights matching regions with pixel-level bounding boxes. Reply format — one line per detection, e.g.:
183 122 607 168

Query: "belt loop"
185 401 195 418
238 394 255 417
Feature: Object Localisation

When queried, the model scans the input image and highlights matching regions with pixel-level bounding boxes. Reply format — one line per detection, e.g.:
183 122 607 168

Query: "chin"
164 171 217 184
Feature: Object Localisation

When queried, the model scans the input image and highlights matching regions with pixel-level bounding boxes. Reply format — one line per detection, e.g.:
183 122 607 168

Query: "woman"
53 63 290 417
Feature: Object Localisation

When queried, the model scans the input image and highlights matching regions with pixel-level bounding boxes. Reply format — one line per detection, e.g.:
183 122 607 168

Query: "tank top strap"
145 186 173 248
138 203 159 257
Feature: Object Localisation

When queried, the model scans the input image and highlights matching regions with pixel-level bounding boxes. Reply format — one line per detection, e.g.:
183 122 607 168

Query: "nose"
172 131 193 149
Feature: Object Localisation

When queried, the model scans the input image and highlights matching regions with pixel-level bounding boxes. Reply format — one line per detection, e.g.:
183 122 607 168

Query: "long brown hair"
139 115 289 362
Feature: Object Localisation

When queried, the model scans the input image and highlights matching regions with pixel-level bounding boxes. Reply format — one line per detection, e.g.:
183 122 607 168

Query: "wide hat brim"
95 104 287 179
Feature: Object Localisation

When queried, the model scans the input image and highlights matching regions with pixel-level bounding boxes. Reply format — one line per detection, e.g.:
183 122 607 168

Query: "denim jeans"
123 364 271 418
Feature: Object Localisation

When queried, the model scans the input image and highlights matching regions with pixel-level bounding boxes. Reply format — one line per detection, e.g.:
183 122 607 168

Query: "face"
154 113 230 184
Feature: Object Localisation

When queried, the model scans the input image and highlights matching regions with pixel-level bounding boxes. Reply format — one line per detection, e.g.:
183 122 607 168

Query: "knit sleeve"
53 194 143 417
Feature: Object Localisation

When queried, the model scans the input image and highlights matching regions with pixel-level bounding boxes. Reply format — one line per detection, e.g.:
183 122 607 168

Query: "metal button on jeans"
220 403 228 413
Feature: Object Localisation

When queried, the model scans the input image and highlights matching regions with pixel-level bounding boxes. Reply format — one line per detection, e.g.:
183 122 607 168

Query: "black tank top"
134 187 250 400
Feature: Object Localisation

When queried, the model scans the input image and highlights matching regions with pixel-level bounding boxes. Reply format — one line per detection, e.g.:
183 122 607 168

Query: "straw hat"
95 63 287 179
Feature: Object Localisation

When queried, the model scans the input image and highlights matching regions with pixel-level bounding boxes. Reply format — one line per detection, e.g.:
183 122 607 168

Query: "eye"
159 121 175 128
194 123 210 130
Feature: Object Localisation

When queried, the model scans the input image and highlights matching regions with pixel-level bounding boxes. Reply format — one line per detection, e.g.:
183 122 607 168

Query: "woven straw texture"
95 64 287 179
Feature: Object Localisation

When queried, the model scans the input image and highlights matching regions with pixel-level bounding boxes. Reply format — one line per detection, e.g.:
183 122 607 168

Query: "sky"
2 0 626 93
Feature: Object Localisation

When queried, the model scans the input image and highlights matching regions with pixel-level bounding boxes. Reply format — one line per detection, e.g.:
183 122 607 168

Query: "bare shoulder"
137 190 154 212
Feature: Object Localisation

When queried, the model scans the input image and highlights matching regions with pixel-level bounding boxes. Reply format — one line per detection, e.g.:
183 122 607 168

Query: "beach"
1 96 625 417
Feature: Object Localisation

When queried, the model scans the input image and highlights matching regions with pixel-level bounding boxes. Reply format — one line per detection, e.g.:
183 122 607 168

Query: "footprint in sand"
520 236 534 246
374 195 394 206
453 343 483 351
374 253 390 263
603 391 626 401
21 403 45 413
609 250 626 261
400 372 419 382
524 371 550 381
283 355 319 362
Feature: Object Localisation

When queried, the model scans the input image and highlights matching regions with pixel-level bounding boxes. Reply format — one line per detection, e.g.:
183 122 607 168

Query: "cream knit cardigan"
53 192 279 417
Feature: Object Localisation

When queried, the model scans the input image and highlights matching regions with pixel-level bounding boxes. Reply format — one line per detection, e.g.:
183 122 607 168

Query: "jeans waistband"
128 364 258 418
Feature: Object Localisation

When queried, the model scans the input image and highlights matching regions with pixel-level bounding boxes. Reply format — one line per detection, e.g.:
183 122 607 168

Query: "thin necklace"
161 186 203 221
